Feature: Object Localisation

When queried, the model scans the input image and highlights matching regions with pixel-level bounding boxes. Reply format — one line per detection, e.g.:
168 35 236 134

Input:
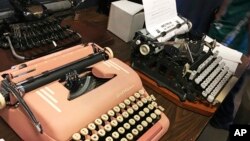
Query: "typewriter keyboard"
71 90 164 141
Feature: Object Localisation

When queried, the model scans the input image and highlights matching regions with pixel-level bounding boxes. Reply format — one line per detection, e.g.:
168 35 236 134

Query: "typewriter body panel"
0 44 169 141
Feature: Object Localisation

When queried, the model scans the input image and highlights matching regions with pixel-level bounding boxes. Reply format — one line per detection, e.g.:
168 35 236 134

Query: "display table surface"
0 7 249 141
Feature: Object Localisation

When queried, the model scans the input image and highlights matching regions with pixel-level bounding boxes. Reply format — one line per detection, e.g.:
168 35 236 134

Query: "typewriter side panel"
1 58 144 141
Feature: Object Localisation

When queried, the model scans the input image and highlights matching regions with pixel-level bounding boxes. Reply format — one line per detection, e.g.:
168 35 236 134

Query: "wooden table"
0 7 249 141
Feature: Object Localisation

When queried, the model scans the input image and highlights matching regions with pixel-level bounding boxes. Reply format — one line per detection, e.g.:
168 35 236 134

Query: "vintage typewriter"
0 43 169 141
0 0 82 60
131 31 236 105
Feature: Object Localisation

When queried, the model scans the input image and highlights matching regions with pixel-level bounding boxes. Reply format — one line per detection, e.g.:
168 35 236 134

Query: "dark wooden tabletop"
0 7 248 141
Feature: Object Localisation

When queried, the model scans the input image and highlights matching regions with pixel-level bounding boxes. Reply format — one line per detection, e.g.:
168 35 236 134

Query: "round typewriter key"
146 96 152 102
141 98 148 104
105 136 113 141
124 99 131 105
134 93 140 98
132 104 139 111
123 123 131 130
150 113 157 120
101 114 109 121
150 95 156 101
120 137 128 141
141 120 148 127
146 117 153 123
151 101 158 107
108 110 115 117
80 128 89 136
111 131 120 139
128 119 136 126
88 123 96 130
127 108 134 115
129 96 136 102
143 107 150 114
110 119 118 127
154 109 161 116
72 133 81 141
119 103 126 109
104 124 112 132
118 127 125 134
84 139 90 141
139 89 145 95
95 118 103 126
136 124 144 132
126 133 134 140
139 111 146 117
116 115 124 123
137 101 144 107
122 111 129 118
113 106 121 113
98 129 106 137
134 115 141 121
131 128 139 136
148 104 154 110
90 134 99 141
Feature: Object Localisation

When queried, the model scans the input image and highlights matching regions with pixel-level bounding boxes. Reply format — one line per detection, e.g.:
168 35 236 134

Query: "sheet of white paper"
142 0 179 37
204 36 242 63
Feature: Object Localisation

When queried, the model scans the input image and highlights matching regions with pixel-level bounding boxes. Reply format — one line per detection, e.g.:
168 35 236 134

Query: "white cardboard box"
107 1 144 42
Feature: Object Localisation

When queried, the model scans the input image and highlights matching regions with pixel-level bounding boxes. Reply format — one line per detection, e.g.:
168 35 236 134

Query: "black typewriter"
131 31 234 104
0 0 82 60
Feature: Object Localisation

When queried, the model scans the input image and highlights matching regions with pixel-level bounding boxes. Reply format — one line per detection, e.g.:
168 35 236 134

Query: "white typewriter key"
136 124 144 132
72 133 81 141
150 113 157 120
122 111 129 118
139 89 145 95
151 101 158 107
141 98 148 104
133 114 141 122
132 104 139 111
88 123 96 130
126 133 134 140
139 111 146 117
143 107 150 114
146 117 153 123
150 94 156 101
134 93 141 99
129 96 136 102
110 120 118 127
104 124 112 132
154 109 162 116
141 120 148 127
129 119 136 126
158 106 165 111
95 118 103 126
123 123 131 130
80 128 89 136
124 99 131 105
101 114 109 121
148 104 154 110
127 108 134 115
146 96 152 102
118 127 126 134
108 110 115 117
98 129 106 137
111 131 120 139
105 136 113 141
136 101 144 107
116 115 124 123
113 106 121 113
119 103 126 109
91 134 99 141
120 138 128 141
131 128 139 136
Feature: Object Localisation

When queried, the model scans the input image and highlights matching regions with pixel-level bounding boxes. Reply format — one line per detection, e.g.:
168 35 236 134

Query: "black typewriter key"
72 133 81 141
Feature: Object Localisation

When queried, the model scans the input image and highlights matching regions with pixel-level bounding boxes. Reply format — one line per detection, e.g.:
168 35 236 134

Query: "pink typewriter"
0 43 169 141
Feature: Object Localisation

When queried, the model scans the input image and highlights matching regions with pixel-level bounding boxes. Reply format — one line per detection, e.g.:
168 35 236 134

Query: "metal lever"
1 79 43 133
